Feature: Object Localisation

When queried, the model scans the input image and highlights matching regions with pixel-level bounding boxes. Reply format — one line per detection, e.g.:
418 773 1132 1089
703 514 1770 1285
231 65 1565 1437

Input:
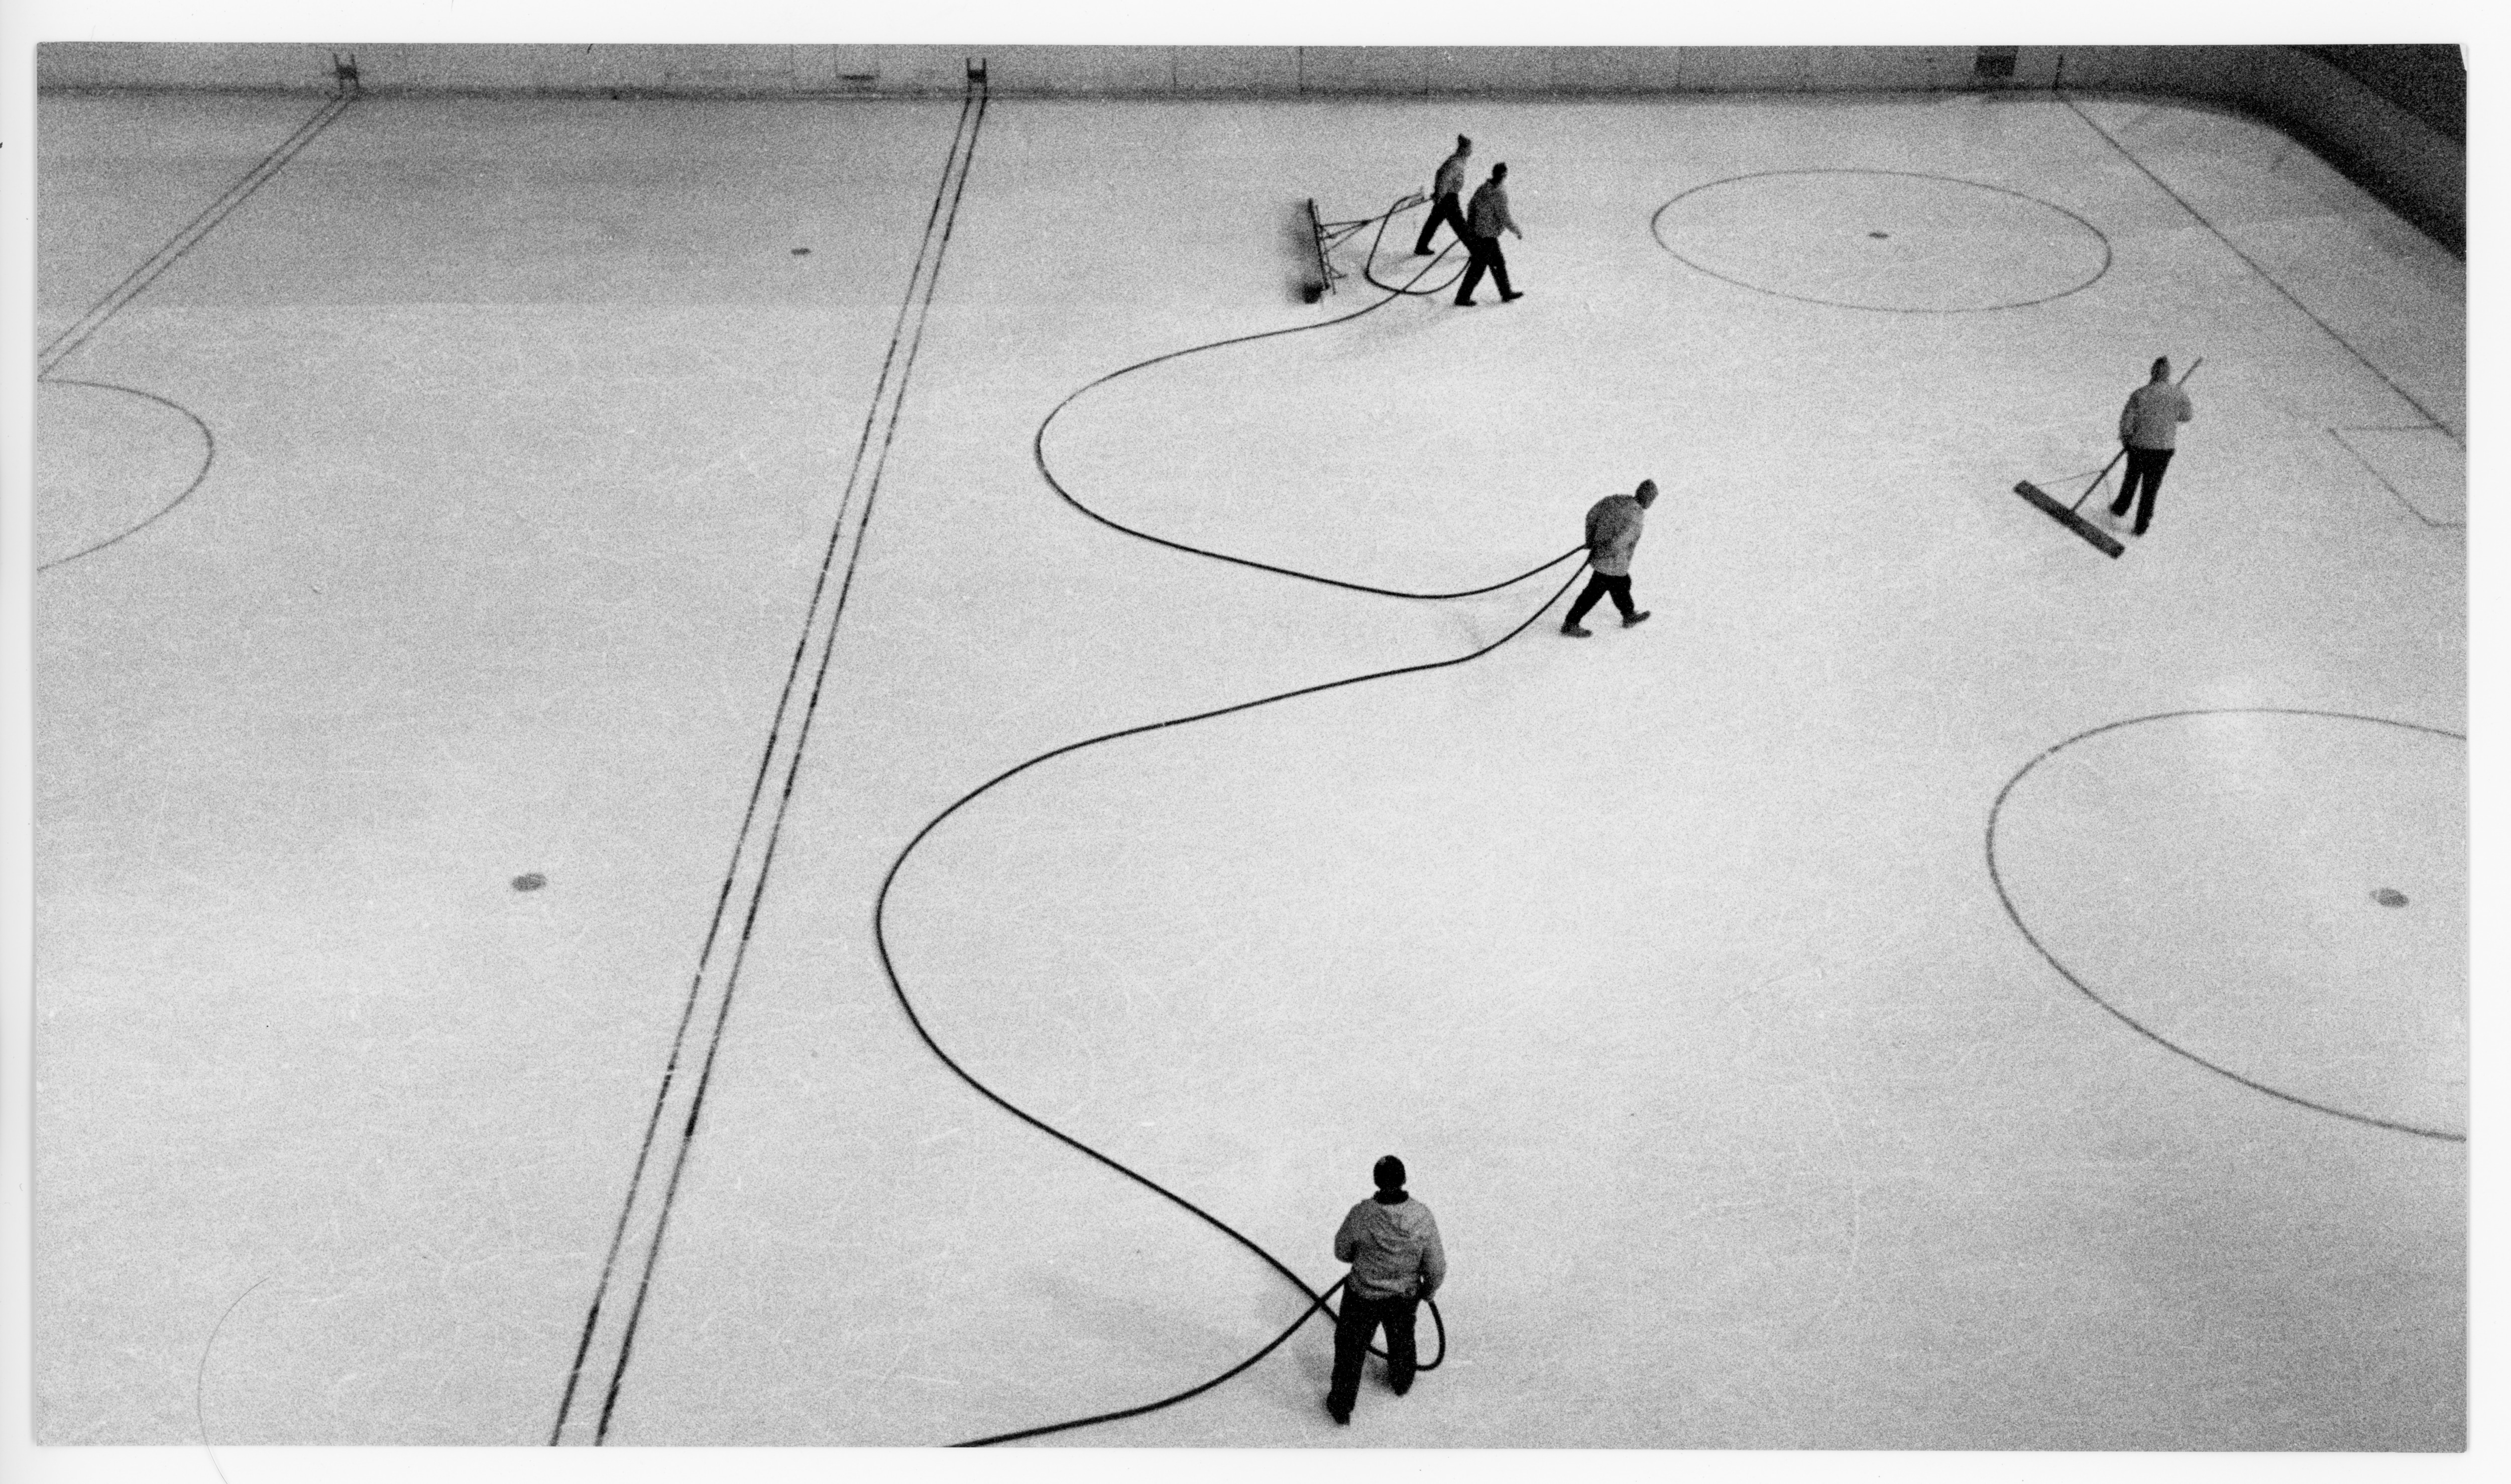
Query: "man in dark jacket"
1455 163 1524 306
1326 1155 1448 1424
1413 134 1473 255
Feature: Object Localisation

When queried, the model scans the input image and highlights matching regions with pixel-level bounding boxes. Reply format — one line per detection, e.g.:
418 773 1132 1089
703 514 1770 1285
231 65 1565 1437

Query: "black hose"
874 195 1584 1443
1359 194 1470 299
1034 197 1562 600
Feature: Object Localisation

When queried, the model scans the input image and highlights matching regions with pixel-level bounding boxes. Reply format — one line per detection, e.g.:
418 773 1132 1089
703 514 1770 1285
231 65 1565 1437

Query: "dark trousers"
1327 1290 1420 1416
1455 234 1514 303
2109 446 2175 534
1413 191 1468 254
1564 571 1636 626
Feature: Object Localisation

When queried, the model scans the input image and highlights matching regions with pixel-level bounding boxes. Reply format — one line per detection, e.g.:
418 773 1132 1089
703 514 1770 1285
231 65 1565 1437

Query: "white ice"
27 87 2466 1454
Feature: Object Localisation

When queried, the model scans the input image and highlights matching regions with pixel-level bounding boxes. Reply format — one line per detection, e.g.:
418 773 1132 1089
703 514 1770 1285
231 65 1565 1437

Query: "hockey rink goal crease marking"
1985 707 2465 1142
35 88 356 572
550 77 990 1447
2058 93 2460 444
1646 168 2114 313
883 206 1599 1446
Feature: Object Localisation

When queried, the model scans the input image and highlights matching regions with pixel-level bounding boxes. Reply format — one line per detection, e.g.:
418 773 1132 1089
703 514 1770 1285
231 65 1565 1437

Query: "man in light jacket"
2109 356 2194 536
1413 134 1473 255
1562 478 1659 636
1326 1155 1447 1424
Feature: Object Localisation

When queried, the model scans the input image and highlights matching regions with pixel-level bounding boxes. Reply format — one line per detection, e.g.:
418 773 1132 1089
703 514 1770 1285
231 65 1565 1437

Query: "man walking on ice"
2109 356 2194 536
1562 479 1659 637
1413 134 1472 256
1326 1156 1447 1425
1455 162 1524 306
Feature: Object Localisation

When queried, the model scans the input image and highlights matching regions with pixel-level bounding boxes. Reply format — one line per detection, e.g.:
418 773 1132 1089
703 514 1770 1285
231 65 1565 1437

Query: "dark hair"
1457 133 1471 150
1373 1155 1407 1192
2151 356 2170 378
1492 162 1509 178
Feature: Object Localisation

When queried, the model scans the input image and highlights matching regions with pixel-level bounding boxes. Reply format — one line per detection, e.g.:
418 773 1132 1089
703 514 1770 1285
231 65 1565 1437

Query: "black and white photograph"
1 2 2490 1479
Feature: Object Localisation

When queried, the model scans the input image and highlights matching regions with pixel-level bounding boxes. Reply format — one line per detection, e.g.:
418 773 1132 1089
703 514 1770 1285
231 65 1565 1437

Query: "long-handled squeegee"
2013 357 2203 559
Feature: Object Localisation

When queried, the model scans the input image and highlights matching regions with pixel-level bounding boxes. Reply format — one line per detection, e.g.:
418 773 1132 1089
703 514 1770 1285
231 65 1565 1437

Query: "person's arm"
1504 194 1523 240
1417 1217 1447 1301
2120 393 2138 444
1334 1206 1361 1265
2177 390 2194 424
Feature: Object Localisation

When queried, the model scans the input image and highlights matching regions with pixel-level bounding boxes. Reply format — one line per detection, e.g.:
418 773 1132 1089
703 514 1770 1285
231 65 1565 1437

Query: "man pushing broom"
2011 355 2200 556
2110 356 2196 537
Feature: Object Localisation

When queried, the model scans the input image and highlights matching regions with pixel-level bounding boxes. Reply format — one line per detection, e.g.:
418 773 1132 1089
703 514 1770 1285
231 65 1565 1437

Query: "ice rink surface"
29 82 2466 1452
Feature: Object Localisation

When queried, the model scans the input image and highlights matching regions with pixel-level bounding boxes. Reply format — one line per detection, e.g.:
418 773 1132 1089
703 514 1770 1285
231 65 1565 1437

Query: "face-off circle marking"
1652 169 2112 312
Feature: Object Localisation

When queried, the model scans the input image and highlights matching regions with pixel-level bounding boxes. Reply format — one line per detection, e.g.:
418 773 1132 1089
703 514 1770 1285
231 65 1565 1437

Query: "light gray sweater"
1335 1193 1447 1302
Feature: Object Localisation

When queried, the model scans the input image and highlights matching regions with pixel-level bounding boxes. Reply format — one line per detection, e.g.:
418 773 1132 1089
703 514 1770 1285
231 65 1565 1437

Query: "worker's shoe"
1623 611 1652 628
1561 623 1592 638
1327 1402 1351 1425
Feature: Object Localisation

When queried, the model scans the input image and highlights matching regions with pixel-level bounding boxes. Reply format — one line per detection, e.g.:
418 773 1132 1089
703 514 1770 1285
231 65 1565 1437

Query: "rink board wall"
32 43 2465 253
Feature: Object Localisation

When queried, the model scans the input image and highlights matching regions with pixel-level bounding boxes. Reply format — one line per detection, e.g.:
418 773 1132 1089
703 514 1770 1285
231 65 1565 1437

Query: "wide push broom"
2013 357 2202 559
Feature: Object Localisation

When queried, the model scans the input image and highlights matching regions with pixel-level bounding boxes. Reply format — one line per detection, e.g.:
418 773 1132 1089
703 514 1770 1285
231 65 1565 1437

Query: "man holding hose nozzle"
1326 1155 1447 1425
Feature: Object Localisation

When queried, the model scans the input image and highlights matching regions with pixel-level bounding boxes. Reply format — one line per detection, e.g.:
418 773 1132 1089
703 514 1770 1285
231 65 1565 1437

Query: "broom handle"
2075 357 2203 509
2072 446 2132 511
